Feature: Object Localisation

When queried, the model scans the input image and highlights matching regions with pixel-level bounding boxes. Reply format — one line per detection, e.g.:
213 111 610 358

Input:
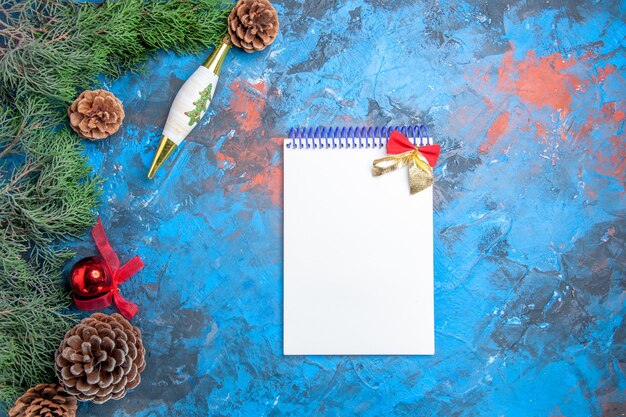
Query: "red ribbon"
387 130 441 167
73 217 144 319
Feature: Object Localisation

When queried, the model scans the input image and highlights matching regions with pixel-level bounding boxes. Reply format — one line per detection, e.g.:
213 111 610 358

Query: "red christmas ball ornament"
69 217 144 319
70 256 113 299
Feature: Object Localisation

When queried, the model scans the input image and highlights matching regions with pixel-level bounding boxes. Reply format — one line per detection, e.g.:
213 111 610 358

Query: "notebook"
283 126 435 355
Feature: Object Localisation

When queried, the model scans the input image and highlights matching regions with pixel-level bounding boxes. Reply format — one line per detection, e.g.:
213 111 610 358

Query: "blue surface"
75 0 625 415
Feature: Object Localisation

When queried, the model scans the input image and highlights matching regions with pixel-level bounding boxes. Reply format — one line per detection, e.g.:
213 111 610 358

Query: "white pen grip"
163 66 219 145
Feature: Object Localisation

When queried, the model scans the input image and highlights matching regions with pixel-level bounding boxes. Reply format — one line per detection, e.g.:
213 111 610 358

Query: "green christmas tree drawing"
185 83 213 126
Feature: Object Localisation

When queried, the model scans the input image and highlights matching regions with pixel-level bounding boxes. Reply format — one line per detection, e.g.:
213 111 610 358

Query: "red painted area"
239 168 282 206
596 64 616 83
215 151 235 169
210 80 283 205
576 116 595 143
228 80 268 133
479 112 510 154
497 44 581 113
215 136 283 206
601 101 625 121
534 122 547 140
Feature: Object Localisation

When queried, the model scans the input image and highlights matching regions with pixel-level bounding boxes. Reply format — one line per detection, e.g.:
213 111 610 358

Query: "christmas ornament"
147 0 280 179
68 90 125 140
71 217 144 319
71 256 113 299
9 383 77 417
228 0 279 53
373 130 441 194
55 313 146 404
146 35 230 179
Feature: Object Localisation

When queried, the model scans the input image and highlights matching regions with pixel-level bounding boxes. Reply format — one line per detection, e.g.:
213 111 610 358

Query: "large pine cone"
68 89 125 140
9 384 77 417
55 313 145 404
228 0 279 52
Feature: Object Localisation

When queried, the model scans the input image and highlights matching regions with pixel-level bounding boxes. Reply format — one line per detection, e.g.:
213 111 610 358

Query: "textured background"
73 0 625 416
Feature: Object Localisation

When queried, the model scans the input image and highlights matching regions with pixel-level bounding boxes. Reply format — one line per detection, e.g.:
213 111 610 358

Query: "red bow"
73 217 143 319
373 130 441 194
386 130 440 166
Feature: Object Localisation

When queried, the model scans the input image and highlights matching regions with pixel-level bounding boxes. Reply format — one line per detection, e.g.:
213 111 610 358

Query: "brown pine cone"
55 313 146 404
68 89 125 140
9 384 77 417
228 0 279 52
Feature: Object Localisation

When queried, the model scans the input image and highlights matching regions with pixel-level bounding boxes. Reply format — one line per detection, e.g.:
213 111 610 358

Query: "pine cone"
55 313 145 404
68 90 125 140
228 0 279 52
9 384 77 417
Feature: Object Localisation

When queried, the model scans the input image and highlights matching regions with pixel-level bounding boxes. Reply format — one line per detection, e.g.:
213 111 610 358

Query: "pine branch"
0 0 232 410
0 0 232 105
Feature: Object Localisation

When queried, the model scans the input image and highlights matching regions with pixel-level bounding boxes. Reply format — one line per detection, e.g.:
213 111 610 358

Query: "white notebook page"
283 138 434 355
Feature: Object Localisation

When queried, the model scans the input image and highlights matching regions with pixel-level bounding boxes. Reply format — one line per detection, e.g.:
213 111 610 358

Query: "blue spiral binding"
287 125 430 149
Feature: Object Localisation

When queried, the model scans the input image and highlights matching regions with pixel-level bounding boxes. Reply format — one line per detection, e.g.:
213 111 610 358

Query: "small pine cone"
228 0 279 52
55 313 146 404
9 384 77 417
68 89 125 140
